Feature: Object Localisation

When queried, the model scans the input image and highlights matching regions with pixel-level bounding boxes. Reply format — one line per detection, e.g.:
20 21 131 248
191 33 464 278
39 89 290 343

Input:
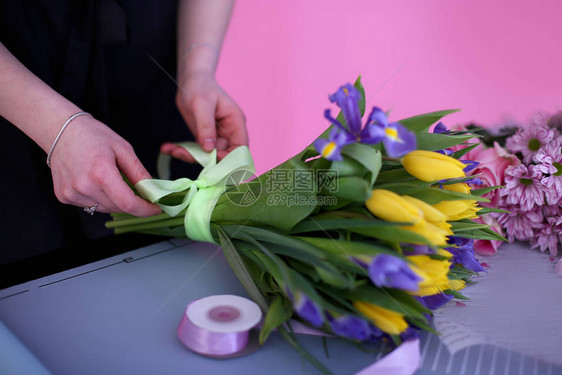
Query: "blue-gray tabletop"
1 240 560 375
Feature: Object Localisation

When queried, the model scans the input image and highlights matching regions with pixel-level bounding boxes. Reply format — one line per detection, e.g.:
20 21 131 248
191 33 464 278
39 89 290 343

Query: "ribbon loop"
135 142 255 243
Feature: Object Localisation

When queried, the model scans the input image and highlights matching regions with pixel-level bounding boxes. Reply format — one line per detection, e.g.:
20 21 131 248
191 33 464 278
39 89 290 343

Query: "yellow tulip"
366 189 421 224
442 182 471 194
401 196 453 234
448 279 466 291
407 253 451 296
401 195 447 223
403 221 449 247
432 199 479 221
401 150 466 182
366 189 451 246
353 301 408 335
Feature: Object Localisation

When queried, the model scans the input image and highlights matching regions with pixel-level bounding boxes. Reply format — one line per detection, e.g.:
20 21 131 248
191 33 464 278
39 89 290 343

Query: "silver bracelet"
46 111 92 168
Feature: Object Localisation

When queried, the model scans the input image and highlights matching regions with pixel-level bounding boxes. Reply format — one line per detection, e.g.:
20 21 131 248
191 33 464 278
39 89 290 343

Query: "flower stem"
105 211 176 228
112 217 185 234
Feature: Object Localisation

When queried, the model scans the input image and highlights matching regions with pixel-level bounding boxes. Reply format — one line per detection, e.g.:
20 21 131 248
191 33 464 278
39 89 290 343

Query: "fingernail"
203 138 215 150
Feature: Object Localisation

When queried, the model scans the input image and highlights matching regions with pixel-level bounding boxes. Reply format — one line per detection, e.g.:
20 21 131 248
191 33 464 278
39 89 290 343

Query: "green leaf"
449 221 491 232
216 227 269 311
259 296 293 344
291 218 401 234
453 228 507 241
277 326 333 375
324 176 371 202
471 186 502 196
406 186 490 204
347 286 429 319
450 143 479 159
329 158 366 177
443 289 470 300
416 133 476 151
397 109 460 132
297 236 398 259
225 226 354 287
212 158 316 231
349 226 434 247
341 143 382 186
375 168 417 185
477 207 510 214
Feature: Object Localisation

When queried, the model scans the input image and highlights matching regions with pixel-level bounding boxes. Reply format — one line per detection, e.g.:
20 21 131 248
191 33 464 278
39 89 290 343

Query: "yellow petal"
448 279 466 291
366 189 422 223
408 255 451 296
432 199 479 221
401 195 448 223
401 220 449 247
353 301 409 335
401 150 466 182
442 183 471 194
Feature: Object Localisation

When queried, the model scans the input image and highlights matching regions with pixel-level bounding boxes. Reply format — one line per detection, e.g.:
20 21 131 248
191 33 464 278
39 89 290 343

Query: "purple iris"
294 292 324 327
368 254 421 292
433 122 449 134
313 126 354 161
366 107 417 157
327 313 371 341
462 160 480 173
400 327 421 341
329 83 363 134
445 237 486 272
422 293 454 310
324 86 382 145
315 84 416 159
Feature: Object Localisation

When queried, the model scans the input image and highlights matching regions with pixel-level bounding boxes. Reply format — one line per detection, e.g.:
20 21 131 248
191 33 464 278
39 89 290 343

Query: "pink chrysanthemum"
533 142 562 205
496 204 543 242
501 164 545 211
505 115 558 164
530 215 562 256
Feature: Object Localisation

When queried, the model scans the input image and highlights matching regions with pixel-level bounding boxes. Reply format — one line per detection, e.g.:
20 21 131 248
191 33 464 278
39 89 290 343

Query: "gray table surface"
1 240 560 375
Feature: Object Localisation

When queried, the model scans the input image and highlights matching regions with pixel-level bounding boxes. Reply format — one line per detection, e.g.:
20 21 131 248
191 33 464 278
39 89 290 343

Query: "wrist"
177 43 218 80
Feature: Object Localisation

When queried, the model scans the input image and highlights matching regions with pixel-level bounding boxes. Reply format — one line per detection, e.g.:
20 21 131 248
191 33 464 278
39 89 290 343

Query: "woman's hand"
164 0 247 163
49 115 161 217
162 71 248 162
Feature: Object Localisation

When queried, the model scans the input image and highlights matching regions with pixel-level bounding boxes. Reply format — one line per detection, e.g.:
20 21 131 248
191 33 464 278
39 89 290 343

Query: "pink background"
217 0 562 174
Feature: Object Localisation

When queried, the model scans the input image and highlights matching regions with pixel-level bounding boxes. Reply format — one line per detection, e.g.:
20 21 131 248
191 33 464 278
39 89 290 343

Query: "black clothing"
0 0 200 267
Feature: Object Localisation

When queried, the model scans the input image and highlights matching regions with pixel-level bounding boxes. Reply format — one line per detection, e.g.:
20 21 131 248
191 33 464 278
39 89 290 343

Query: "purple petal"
462 160 480 173
314 134 345 161
367 107 389 127
433 122 449 134
368 254 421 291
328 314 371 341
422 293 454 310
329 84 362 135
324 109 347 132
445 237 486 272
383 123 417 158
295 293 324 327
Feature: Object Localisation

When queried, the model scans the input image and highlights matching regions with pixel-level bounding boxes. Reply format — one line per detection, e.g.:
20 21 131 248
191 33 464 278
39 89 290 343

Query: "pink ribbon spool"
178 295 262 357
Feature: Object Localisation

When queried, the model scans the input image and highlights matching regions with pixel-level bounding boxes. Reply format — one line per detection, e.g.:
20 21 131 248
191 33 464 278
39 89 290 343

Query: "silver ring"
84 202 99 215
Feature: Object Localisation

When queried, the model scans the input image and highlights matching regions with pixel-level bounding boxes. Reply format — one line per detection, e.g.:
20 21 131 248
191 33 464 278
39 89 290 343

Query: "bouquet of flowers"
463 113 562 273
107 77 502 373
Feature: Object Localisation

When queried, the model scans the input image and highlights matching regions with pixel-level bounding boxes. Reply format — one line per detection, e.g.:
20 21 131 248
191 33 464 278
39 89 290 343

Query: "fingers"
112 144 162 217
160 142 198 163
216 96 248 149
190 96 217 152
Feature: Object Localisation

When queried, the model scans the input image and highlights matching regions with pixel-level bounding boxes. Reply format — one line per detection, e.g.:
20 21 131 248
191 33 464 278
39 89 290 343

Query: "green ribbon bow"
135 142 255 243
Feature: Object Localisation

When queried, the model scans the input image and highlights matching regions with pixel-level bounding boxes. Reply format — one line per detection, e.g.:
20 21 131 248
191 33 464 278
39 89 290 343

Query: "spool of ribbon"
135 143 255 244
177 295 262 357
